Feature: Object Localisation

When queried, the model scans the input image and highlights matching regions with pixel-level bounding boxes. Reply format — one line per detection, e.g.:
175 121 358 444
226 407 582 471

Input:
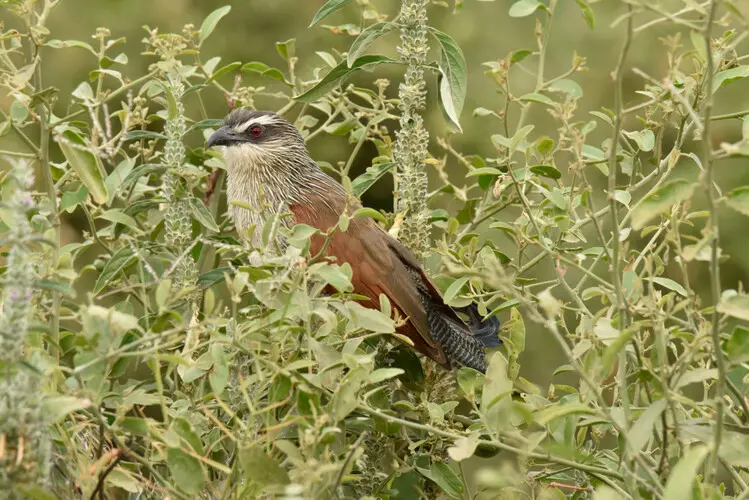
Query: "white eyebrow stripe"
234 114 280 133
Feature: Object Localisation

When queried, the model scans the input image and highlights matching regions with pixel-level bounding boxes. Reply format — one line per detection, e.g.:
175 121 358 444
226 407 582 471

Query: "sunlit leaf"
509 0 544 17
663 445 708 500
164 450 204 495
42 396 91 423
430 28 468 131
631 179 695 230
295 55 395 103
347 22 394 66
199 6 231 46
93 246 136 294
628 399 667 454
58 129 108 204
187 197 219 232
309 0 354 27
717 293 749 321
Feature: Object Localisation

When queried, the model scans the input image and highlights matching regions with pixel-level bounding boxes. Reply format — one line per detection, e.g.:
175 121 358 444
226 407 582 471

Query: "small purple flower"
9 290 19 301
21 195 35 209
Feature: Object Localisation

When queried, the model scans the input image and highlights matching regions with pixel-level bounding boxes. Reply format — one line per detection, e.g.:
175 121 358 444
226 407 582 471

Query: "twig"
702 0 727 484
89 449 124 500
608 3 633 330
331 431 368 500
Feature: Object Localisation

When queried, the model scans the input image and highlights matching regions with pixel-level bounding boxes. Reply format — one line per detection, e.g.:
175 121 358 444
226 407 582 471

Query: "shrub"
0 0 748 498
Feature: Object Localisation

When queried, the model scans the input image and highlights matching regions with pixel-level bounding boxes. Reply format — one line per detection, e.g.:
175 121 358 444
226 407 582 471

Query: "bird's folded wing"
290 199 449 366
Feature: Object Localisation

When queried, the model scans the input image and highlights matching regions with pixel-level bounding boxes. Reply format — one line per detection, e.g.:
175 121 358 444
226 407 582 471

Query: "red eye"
249 126 263 137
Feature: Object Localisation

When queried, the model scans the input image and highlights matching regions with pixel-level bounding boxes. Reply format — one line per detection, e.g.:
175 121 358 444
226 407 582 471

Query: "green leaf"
718 295 749 321
614 190 631 208
93 246 136 294
422 462 463 499
35 279 75 298
628 399 667 454
510 49 532 64
170 417 204 454
352 207 386 225
104 157 136 205
481 353 512 411
448 433 480 462
430 28 468 131
347 22 394 66
367 368 404 384
509 0 544 17
276 39 296 60
713 65 749 91
87 305 140 333
544 187 568 210
58 129 108 204
443 277 469 306
530 165 561 179
536 403 596 425
645 277 688 297
456 367 483 397
98 209 139 232
45 39 97 55
351 162 394 197
294 55 395 103
161 82 179 120
16 486 58 500
309 0 354 27
42 396 91 423
59 184 88 213
330 367 367 421
313 262 353 292
210 344 229 394
575 0 595 29
205 61 241 83
724 186 749 217
125 130 167 141
663 445 708 500
166 448 205 495
199 6 231 46
718 294 749 321
726 326 749 363
239 446 290 488
519 92 555 106
601 328 635 376
241 62 292 85
631 179 695 230
548 78 583 98
510 125 534 153
346 301 394 333
187 197 219 232
623 129 655 152
676 368 718 388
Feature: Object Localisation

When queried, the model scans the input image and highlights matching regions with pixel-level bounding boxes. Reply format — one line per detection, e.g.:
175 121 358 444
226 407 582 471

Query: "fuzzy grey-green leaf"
58 129 108 204
199 6 231 45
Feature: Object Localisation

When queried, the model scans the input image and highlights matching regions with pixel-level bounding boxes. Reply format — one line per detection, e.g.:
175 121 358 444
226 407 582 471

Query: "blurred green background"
4 0 749 391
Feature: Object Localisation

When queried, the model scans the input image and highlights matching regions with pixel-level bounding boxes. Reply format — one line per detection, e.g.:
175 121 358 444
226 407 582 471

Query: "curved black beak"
206 126 242 148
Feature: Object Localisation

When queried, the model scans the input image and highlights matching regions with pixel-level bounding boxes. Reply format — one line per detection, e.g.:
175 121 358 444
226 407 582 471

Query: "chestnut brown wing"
291 200 449 367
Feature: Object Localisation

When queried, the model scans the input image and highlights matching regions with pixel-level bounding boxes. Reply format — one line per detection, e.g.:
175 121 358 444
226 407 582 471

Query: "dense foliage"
1 0 749 498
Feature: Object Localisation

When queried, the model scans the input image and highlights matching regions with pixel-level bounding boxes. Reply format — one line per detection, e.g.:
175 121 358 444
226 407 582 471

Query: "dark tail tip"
455 304 502 348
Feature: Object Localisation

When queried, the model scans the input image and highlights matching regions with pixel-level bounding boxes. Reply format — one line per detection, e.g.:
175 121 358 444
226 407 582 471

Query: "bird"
207 109 500 373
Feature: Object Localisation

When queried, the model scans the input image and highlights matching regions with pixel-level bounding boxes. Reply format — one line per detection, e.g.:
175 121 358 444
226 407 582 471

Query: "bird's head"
207 109 314 177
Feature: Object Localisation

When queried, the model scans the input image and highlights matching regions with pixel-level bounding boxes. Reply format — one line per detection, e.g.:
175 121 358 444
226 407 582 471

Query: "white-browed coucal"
207 109 499 372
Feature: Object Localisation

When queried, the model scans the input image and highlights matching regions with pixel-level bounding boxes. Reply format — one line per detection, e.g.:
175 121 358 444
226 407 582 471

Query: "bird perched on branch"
207 109 500 372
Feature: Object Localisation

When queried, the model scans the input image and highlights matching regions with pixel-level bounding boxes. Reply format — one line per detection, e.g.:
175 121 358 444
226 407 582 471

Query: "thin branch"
702 0 727 483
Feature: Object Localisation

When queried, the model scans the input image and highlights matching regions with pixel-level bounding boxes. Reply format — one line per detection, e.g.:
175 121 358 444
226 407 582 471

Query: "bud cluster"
393 0 431 259
161 76 198 293
0 160 35 362
0 160 50 496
